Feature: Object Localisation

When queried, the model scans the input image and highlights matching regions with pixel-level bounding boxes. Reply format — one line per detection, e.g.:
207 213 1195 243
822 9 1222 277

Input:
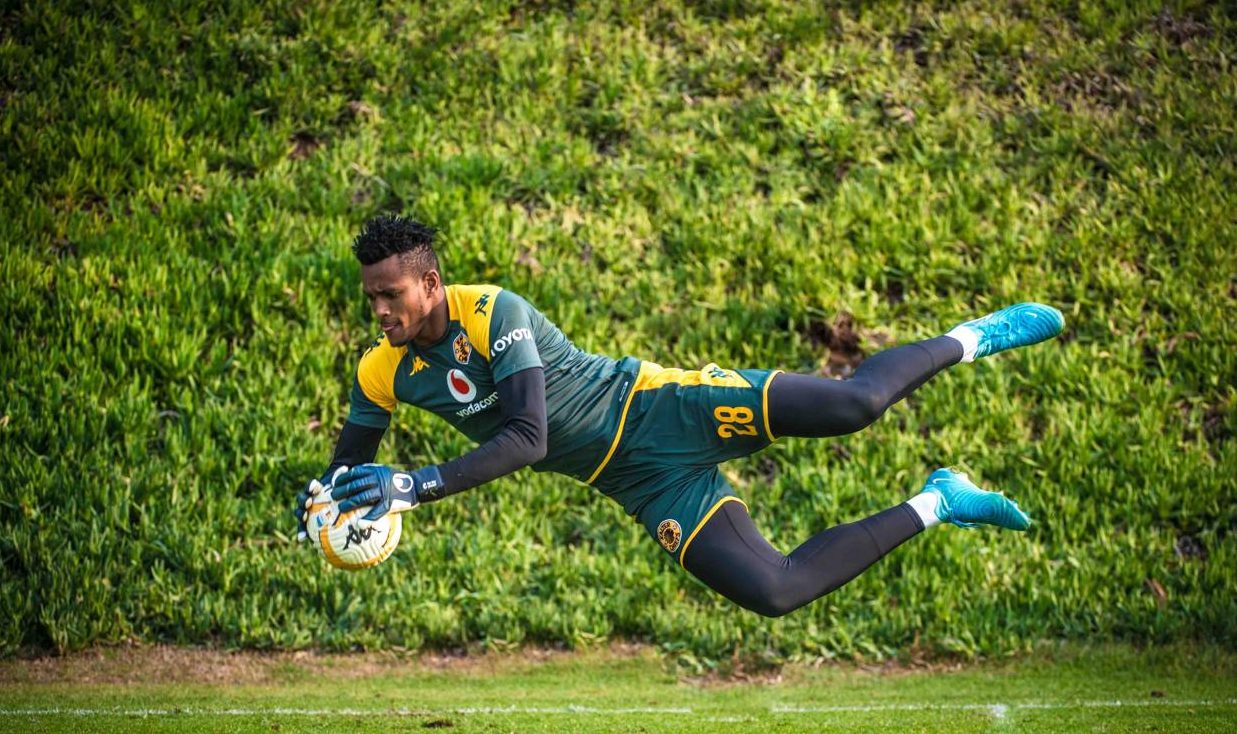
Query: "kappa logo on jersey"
474 293 491 316
410 356 429 375
446 369 477 402
452 333 472 365
699 362 751 388
493 327 533 353
362 335 385 359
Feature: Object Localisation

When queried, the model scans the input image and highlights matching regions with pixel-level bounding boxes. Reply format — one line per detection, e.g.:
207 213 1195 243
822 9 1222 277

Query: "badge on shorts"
452 333 472 364
657 519 682 553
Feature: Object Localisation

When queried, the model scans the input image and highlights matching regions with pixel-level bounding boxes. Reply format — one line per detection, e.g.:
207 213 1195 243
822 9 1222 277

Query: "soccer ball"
305 473 402 571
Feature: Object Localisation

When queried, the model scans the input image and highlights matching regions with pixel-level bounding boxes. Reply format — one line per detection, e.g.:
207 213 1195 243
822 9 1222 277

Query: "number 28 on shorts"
714 405 756 439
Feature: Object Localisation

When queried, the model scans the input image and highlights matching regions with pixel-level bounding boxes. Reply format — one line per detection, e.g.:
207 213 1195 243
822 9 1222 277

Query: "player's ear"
421 268 441 296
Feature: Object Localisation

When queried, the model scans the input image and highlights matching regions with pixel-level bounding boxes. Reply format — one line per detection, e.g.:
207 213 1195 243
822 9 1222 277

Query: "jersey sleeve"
346 338 401 429
486 290 544 383
347 376 392 429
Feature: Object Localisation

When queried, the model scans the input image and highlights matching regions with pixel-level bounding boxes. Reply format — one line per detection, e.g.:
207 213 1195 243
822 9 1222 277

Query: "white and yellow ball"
306 487 402 571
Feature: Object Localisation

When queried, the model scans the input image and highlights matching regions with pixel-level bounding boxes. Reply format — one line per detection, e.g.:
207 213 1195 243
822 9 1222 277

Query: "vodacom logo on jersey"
446 369 477 402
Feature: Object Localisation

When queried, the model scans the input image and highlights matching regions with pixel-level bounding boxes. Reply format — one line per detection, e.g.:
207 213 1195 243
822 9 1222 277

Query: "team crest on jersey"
657 519 682 553
452 333 472 365
447 369 477 402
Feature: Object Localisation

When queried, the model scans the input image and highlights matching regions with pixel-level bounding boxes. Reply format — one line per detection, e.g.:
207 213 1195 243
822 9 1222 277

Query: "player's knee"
840 389 888 431
749 599 792 618
741 577 804 618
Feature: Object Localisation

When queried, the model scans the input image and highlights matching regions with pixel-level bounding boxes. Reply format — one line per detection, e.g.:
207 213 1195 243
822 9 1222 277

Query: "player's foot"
948 303 1064 362
920 468 1031 531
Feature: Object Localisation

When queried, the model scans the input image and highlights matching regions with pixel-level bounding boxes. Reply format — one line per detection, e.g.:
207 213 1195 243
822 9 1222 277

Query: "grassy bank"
1 1 1234 657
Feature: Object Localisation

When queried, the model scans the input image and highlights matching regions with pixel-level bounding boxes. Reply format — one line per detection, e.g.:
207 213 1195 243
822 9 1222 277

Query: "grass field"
2 644 1235 732
2 0 1235 663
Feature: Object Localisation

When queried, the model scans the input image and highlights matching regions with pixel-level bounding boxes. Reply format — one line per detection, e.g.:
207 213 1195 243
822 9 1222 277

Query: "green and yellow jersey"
348 284 641 482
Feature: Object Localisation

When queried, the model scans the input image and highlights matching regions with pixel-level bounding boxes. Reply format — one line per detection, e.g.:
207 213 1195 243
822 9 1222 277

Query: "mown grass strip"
4 698 1236 714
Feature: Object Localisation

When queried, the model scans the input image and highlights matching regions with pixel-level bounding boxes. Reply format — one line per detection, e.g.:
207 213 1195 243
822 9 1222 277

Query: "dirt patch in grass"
288 131 323 160
0 642 653 686
7 642 1233 691
2 641 973 689
1150 10 1212 47
1051 69 1142 113
801 312 894 379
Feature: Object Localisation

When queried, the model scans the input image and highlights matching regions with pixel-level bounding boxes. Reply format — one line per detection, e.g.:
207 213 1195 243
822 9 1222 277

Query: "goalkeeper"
296 215 1064 617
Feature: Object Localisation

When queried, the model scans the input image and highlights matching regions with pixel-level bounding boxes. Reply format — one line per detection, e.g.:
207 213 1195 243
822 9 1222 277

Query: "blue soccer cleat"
920 468 1031 531
951 303 1065 362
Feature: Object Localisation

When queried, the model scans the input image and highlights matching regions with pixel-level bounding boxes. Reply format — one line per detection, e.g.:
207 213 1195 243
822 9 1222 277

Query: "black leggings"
768 336 962 439
683 336 962 616
683 501 922 617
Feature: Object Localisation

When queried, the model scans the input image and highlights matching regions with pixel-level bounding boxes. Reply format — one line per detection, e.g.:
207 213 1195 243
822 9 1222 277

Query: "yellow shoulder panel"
356 336 406 413
446 284 504 360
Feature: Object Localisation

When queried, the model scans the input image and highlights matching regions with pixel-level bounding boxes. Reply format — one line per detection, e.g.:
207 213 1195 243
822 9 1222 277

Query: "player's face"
360 255 440 347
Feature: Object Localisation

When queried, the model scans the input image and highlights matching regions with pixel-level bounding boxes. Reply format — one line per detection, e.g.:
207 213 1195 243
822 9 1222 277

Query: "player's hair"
351 215 440 276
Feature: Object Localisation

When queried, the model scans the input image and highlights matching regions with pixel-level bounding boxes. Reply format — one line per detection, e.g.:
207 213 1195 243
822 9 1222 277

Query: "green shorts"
589 361 782 563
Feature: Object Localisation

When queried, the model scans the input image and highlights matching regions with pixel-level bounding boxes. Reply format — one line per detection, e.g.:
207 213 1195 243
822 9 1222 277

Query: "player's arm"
330 366 548 519
326 420 386 476
427 365 547 500
426 290 549 498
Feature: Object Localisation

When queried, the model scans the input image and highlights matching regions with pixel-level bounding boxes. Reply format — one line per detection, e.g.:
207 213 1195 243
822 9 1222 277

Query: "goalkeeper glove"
294 466 348 542
332 463 443 526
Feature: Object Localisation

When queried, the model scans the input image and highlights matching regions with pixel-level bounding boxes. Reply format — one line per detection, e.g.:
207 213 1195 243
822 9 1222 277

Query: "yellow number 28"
714 406 757 439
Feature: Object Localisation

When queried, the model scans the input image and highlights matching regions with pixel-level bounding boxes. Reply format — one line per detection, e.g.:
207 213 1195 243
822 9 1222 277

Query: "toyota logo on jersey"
447 369 477 402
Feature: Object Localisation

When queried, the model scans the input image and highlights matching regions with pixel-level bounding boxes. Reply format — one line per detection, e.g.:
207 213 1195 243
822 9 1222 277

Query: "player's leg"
681 469 1031 617
770 303 1065 438
768 336 961 438
683 499 922 617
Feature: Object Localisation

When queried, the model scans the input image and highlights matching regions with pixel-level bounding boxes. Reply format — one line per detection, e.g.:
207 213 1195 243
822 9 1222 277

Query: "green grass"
2 644 1235 732
2 0 1235 659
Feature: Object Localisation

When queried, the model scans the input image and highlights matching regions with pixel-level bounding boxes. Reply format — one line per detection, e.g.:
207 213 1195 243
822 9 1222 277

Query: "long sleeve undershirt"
325 366 549 502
